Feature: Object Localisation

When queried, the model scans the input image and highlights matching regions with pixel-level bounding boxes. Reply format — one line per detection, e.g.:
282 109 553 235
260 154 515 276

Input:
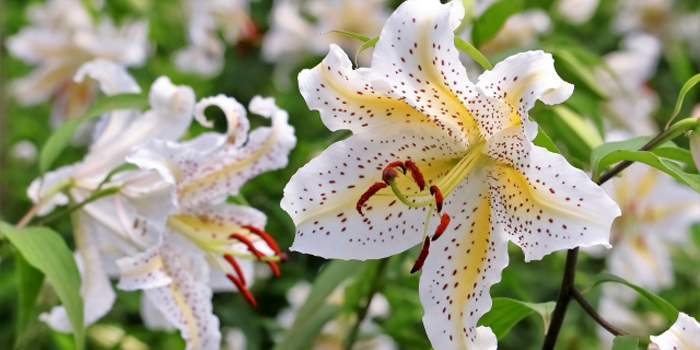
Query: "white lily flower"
613 0 700 59
175 0 256 75
283 0 620 348
29 60 195 332
650 312 700 350
262 0 391 87
477 9 551 56
596 33 661 135
602 163 700 297
7 0 149 125
117 95 296 350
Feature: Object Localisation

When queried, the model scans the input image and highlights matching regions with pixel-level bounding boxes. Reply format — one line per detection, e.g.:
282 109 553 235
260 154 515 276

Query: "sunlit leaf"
328 29 371 43
0 223 84 350
586 274 678 324
612 335 639 350
355 36 379 66
590 136 700 192
664 73 700 128
533 126 560 154
39 93 148 173
551 49 608 100
471 0 524 48
478 297 555 339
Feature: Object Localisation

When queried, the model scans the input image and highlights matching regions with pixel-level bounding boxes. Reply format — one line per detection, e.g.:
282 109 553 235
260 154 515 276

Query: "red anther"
405 160 426 191
229 233 265 260
242 225 281 255
386 161 407 174
230 233 281 277
410 237 431 274
356 182 388 215
430 185 444 213
226 274 258 308
432 214 451 241
223 254 247 286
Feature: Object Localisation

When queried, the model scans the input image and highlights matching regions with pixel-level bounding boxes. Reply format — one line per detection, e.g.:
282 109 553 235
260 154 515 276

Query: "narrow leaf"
471 0 524 48
0 223 84 350
271 304 342 350
355 36 379 66
533 126 560 154
586 274 678 324
328 30 371 43
478 297 555 339
454 37 492 70
551 49 608 99
39 93 148 173
664 73 700 128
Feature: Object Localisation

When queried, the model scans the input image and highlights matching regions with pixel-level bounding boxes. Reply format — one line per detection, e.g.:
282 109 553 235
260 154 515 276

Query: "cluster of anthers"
356 160 451 274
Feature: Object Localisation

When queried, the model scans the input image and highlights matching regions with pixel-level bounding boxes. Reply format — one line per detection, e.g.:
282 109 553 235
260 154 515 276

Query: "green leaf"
294 260 363 325
0 223 85 350
328 30 371 43
454 37 492 71
39 93 148 173
590 137 700 192
270 260 363 350
586 274 678 323
15 254 45 349
550 105 603 161
664 73 700 128
478 297 555 339
551 49 608 100
612 335 640 350
453 0 475 36
471 0 524 48
533 126 560 154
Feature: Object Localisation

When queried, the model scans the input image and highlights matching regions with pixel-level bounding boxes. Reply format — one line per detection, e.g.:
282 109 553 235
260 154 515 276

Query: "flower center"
356 139 488 272
167 215 285 307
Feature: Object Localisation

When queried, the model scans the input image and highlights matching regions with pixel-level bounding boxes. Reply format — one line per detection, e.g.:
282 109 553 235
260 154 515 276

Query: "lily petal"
419 168 503 350
489 146 619 262
298 44 433 134
476 51 574 140
285 124 465 260
194 95 250 148
142 242 221 350
650 312 700 350
371 0 478 142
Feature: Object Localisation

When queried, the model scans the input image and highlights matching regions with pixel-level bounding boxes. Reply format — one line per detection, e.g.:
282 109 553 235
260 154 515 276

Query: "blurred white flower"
117 95 296 350
223 328 247 350
596 33 662 135
613 0 700 58
31 60 190 334
650 312 700 350
262 0 391 88
556 0 600 24
175 0 256 75
7 0 149 125
10 140 38 164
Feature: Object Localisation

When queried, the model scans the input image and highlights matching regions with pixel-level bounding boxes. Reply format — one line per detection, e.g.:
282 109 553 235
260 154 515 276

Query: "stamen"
430 185 444 213
226 274 258 308
386 161 407 174
405 159 426 191
357 182 388 215
432 214 450 241
382 167 401 184
410 236 431 274
223 254 247 286
230 233 281 277
242 225 281 255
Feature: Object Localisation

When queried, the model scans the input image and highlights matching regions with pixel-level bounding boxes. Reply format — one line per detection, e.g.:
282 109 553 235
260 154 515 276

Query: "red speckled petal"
488 146 619 262
371 0 479 144
650 312 700 350
284 124 466 260
298 44 435 133
419 168 503 350
476 51 574 140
